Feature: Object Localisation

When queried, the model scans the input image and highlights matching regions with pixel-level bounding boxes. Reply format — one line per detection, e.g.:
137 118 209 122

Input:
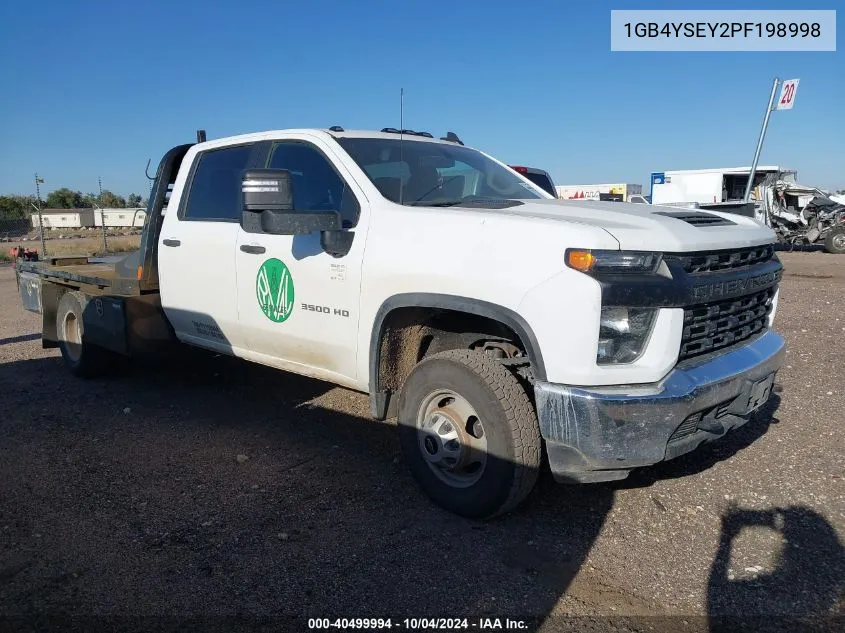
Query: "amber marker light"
566 250 596 272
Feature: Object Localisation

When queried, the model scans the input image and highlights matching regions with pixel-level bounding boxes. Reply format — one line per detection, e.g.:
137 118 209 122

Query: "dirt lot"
0 252 842 632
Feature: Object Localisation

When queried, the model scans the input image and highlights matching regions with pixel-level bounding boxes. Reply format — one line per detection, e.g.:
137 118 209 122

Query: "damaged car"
757 176 845 254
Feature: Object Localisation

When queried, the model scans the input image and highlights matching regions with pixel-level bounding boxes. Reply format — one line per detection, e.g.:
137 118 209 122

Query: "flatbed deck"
16 255 141 295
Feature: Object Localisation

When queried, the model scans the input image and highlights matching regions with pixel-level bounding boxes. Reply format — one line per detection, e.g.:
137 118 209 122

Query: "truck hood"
478 199 776 252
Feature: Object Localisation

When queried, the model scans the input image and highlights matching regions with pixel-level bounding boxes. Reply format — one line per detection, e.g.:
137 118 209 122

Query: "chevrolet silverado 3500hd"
15 127 785 518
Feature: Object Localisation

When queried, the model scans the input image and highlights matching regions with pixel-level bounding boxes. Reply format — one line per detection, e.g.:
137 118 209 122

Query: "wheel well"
371 306 535 419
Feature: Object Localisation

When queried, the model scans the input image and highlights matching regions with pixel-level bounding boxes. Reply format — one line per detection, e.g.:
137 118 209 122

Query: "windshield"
335 137 547 206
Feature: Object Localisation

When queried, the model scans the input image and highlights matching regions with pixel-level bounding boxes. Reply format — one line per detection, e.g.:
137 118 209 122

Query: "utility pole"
34 173 47 257
743 78 781 203
98 176 107 254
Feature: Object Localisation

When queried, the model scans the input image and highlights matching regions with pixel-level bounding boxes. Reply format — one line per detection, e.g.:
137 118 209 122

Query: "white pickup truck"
15 127 785 518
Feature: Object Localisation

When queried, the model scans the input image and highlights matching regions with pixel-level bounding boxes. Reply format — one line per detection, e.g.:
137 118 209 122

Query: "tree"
0 195 38 220
98 190 126 208
126 193 144 208
45 188 90 209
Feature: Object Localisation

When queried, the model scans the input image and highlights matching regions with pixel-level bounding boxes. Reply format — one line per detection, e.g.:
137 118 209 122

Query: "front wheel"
397 349 542 519
824 226 845 254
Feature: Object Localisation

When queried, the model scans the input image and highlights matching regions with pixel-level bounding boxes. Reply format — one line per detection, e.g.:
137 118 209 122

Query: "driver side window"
268 142 360 228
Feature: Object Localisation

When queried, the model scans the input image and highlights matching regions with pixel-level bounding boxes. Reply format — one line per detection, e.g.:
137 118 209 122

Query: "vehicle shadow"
0 333 41 346
706 505 844 633
0 351 615 632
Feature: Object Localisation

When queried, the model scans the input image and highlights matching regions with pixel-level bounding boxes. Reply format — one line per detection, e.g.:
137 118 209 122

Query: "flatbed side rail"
16 260 112 289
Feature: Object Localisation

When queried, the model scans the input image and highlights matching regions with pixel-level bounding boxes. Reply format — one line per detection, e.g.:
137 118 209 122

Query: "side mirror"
261 209 341 235
242 169 341 236
320 229 354 258
242 169 294 211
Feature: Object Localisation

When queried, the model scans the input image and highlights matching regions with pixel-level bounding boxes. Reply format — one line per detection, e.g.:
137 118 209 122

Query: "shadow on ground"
0 333 41 346
707 505 844 633
0 351 613 631
0 349 837 633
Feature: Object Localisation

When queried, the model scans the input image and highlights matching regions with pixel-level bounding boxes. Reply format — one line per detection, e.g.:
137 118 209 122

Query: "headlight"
566 249 662 274
597 307 657 364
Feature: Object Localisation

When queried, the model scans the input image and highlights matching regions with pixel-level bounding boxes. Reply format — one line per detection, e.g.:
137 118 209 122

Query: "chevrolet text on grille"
692 271 781 301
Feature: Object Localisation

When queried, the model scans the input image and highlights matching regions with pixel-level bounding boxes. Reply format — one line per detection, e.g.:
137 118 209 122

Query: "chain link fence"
1 208 146 263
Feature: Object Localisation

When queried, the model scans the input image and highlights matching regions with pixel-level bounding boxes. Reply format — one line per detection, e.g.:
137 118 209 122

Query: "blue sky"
0 0 842 197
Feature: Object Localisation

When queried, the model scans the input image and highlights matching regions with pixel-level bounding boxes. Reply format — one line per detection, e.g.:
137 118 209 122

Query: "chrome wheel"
416 389 488 488
833 233 845 251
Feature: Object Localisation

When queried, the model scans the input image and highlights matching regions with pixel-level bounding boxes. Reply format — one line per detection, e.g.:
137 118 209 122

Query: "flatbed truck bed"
13 141 192 357
17 258 124 291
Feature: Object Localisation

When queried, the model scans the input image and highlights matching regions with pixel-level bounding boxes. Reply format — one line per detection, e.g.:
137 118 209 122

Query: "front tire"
824 226 845 254
397 349 542 519
56 291 112 378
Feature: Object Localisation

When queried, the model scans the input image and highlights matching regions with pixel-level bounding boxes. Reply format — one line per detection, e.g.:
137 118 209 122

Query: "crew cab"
15 127 785 518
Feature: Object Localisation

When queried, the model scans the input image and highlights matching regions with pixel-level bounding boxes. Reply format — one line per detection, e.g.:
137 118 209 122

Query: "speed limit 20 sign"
776 78 799 110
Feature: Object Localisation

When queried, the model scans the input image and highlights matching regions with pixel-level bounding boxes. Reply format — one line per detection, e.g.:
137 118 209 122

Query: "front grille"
666 245 775 274
679 288 775 361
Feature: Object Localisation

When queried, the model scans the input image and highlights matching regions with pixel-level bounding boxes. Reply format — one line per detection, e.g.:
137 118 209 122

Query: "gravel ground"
0 252 842 633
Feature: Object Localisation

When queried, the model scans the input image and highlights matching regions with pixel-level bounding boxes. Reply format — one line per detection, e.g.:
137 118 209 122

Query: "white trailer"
650 166 797 207
30 208 96 229
556 183 643 202
92 208 147 228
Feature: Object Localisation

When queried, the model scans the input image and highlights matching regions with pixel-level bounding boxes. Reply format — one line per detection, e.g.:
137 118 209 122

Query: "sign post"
743 77 800 203
98 176 107 254
34 174 47 257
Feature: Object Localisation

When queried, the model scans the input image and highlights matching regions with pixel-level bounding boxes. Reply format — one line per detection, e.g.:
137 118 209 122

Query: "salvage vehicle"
757 177 845 254
15 127 785 518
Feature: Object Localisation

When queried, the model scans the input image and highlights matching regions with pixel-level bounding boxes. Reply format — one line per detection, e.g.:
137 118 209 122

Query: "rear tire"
824 226 845 254
56 291 113 378
397 349 542 519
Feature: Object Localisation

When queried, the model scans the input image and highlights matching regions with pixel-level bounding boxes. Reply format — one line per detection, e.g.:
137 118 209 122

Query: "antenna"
399 88 404 205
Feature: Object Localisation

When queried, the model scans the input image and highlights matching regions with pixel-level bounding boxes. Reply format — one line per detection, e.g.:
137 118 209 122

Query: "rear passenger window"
524 173 556 197
183 144 254 221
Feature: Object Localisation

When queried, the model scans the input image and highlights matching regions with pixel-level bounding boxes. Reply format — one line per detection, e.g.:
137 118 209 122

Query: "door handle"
162 238 181 247
240 244 266 255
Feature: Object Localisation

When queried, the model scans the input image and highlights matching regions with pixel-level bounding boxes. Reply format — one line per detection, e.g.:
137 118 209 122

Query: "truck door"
235 137 368 386
159 141 264 354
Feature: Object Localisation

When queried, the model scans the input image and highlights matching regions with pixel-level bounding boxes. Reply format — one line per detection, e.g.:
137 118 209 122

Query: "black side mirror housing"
320 229 355 258
242 168 342 236
261 209 341 235
242 169 294 211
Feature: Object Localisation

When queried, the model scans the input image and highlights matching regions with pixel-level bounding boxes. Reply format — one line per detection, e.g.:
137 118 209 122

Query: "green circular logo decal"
256 258 295 322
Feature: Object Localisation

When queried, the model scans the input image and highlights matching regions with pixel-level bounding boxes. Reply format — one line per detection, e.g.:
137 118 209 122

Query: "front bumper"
534 330 785 483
